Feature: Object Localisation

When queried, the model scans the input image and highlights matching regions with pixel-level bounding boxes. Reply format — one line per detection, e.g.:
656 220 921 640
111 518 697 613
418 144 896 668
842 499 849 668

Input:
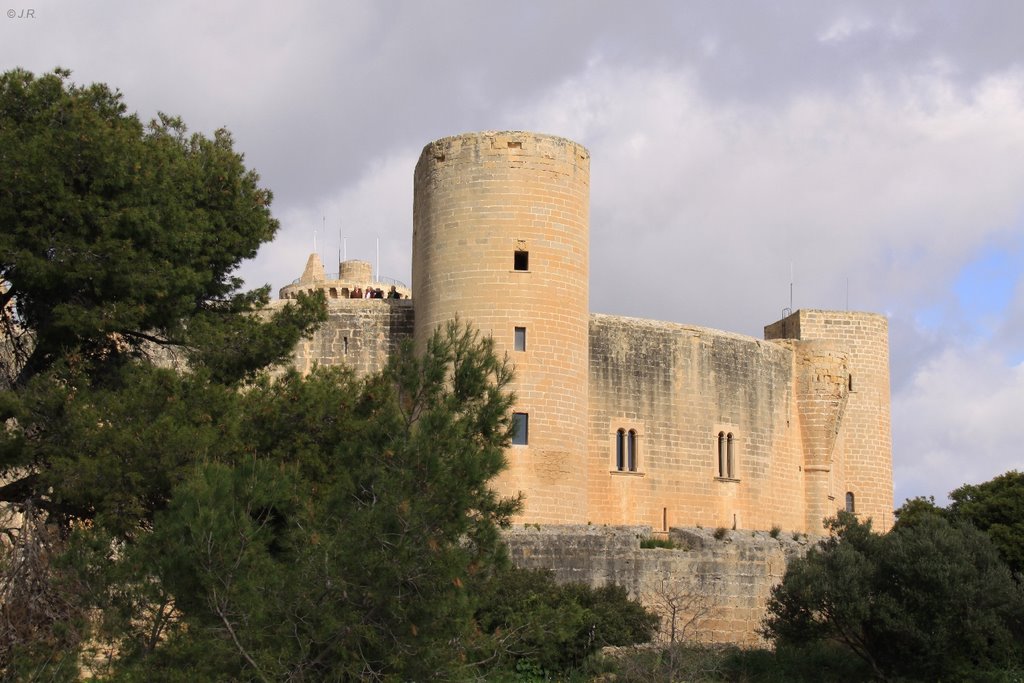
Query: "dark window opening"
727 432 735 478
615 429 626 471
627 429 638 472
845 491 855 513
507 140 522 149
512 413 529 446
717 432 726 477
514 326 526 351
848 374 854 392
717 431 736 479
514 250 529 271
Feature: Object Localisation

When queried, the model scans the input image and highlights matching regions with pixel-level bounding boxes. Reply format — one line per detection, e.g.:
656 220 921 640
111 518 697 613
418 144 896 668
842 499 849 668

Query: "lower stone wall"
503 525 811 646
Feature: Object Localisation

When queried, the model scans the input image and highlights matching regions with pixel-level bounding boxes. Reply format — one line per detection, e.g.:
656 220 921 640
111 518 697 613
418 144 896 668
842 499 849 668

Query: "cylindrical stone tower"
412 131 591 523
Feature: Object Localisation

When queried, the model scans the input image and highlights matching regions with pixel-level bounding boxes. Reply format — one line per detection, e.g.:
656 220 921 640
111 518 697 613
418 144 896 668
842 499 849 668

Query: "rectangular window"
514 250 529 271
512 412 528 446
514 326 526 351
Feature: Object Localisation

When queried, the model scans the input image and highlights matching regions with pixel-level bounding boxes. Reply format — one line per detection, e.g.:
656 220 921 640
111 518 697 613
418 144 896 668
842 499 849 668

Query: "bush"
472 566 658 677
712 527 728 540
605 641 869 683
763 511 1024 680
640 537 675 549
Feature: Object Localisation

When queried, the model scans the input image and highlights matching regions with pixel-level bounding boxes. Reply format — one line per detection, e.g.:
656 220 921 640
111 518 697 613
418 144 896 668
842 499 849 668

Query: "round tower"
412 131 591 523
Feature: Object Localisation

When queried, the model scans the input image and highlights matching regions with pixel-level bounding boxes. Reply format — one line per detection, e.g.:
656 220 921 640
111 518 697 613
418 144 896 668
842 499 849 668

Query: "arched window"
717 432 726 477
615 429 626 471
726 433 735 478
845 491 855 513
627 429 638 472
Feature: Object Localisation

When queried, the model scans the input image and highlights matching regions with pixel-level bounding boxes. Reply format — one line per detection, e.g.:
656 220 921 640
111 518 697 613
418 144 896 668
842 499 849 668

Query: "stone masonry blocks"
412 132 591 523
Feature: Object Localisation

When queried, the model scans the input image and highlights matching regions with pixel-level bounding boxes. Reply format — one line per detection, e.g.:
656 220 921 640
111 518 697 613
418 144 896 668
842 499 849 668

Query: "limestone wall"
586 315 806 534
412 131 592 523
270 298 414 378
504 525 810 646
765 310 893 530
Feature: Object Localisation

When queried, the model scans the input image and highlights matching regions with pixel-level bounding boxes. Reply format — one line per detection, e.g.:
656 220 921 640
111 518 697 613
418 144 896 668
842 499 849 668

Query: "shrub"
640 537 675 549
713 527 728 540
763 512 1024 680
472 566 658 677
769 525 781 539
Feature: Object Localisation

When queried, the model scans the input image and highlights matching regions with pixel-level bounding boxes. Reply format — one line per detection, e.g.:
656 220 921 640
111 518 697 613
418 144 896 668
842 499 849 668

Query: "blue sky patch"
953 246 1021 339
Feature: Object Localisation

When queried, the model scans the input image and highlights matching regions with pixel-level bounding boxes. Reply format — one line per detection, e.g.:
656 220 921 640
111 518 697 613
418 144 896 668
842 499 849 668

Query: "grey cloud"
5 0 1024 504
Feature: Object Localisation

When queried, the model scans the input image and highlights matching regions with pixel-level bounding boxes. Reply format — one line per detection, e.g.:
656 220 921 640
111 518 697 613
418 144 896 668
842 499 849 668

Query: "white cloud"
893 346 1024 504
818 15 874 44
503 64 1024 339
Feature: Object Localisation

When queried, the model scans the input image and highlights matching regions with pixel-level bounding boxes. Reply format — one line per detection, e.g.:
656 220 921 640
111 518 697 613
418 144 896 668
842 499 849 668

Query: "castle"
277 131 893 535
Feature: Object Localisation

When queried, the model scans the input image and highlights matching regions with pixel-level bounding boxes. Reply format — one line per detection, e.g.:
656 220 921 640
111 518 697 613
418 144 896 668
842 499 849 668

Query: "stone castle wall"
270 298 414 377
585 315 807 534
504 525 810 646
275 131 893 536
766 310 893 530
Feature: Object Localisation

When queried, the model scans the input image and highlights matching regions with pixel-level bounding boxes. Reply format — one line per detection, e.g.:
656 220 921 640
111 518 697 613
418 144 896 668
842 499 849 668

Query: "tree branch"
212 596 270 683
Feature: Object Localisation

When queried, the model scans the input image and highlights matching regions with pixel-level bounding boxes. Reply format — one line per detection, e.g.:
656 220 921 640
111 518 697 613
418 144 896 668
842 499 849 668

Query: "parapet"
279 256 411 301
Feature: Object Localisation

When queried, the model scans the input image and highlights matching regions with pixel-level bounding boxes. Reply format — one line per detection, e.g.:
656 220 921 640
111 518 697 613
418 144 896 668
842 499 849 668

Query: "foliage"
949 470 1024 578
0 67 326 675
763 511 1024 680
713 526 728 540
639 536 675 549
891 494 944 528
603 641 869 683
0 67 325 527
85 323 522 681
471 565 658 677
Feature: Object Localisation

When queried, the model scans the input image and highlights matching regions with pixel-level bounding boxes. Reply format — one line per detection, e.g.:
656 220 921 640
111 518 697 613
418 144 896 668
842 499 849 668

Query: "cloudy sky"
4 1 1023 508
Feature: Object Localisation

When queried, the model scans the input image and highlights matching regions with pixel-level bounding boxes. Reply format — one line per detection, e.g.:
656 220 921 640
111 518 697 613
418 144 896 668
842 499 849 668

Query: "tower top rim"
418 130 590 159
